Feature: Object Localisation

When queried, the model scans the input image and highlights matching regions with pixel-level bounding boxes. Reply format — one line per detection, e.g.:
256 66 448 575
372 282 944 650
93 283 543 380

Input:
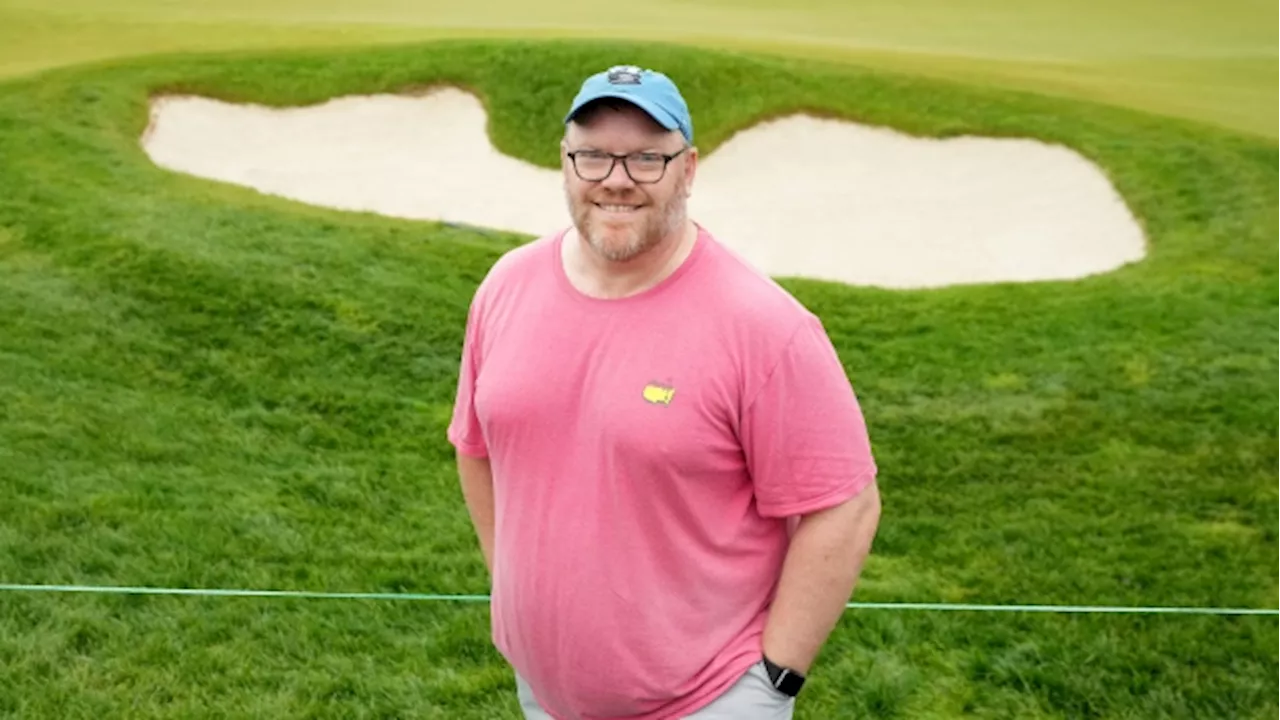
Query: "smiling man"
447 65 882 720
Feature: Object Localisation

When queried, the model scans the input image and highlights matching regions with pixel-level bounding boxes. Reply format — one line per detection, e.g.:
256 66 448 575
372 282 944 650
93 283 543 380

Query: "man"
447 64 881 720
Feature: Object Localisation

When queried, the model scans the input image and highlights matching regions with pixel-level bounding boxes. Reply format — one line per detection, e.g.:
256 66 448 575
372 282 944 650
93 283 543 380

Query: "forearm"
457 452 496 574
762 481 881 673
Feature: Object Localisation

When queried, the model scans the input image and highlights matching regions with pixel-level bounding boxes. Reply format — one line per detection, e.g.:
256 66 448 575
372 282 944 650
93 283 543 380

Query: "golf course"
0 1 1276 718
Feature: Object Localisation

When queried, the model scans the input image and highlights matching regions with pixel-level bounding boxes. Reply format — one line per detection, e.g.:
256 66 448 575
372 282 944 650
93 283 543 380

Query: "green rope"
2 583 1275 616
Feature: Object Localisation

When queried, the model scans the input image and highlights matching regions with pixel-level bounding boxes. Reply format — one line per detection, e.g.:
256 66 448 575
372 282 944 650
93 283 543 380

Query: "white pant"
516 661 797 720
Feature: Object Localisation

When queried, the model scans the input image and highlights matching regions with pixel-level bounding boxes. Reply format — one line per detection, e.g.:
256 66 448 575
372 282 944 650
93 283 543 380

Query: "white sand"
140 86 1147 289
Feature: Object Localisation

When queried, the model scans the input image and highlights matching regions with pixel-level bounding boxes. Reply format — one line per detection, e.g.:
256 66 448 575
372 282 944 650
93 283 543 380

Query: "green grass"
0 37 1277 718
0 0 1276 139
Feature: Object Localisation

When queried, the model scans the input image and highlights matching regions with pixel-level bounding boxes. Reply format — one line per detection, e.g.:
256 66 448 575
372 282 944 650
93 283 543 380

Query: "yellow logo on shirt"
642 383 675 406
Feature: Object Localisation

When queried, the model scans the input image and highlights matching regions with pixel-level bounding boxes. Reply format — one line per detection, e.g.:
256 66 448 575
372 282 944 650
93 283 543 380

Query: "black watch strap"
761 655 805 697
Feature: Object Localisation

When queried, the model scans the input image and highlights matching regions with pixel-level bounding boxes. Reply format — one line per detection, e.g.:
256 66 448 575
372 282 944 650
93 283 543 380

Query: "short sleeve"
740 314 877 518
447 292 489 458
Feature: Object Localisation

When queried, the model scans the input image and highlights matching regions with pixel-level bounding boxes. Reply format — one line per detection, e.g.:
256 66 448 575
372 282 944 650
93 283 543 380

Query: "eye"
632 153 664 164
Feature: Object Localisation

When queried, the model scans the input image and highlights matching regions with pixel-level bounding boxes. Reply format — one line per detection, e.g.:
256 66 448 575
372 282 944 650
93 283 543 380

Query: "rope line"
2 583 1275 616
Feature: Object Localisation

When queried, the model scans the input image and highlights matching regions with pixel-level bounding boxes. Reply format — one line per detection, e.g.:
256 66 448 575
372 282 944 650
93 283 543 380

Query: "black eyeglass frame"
565 147 689 184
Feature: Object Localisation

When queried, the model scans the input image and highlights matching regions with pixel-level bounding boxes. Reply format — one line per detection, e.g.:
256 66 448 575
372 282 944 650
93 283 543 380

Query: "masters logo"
642 382 675 406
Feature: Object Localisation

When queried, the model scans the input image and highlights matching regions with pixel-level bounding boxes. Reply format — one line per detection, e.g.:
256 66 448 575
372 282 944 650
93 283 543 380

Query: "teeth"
598 204 637 212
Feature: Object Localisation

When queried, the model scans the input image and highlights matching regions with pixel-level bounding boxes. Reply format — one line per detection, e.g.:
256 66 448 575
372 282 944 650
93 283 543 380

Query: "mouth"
593 202 643 214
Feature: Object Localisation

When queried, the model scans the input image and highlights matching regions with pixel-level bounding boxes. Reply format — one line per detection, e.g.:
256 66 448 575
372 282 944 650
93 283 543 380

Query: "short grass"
0 38 1277 718
0 0 1276 139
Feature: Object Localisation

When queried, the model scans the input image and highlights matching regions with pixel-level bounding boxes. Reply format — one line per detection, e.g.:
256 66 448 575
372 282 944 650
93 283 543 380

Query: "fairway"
0 4 1277 720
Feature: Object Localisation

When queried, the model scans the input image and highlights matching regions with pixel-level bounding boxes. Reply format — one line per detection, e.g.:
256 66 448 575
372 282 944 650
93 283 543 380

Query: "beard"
566 176 688 263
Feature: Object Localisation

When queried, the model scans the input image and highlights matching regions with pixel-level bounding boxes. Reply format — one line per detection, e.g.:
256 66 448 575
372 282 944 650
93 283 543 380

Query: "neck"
566 220 696 299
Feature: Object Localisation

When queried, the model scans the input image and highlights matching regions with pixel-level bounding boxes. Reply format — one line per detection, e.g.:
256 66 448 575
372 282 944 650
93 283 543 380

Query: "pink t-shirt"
448 225 877 720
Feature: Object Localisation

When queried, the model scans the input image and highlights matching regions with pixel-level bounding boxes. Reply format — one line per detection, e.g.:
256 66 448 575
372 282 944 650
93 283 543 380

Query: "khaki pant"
516 661 797 720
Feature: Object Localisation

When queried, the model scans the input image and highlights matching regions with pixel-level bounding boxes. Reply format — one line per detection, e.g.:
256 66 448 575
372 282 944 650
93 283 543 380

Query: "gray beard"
567 183 687 263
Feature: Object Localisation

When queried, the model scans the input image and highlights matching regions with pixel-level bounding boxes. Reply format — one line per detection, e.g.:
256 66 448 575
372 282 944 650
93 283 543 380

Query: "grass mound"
0 39 1276 719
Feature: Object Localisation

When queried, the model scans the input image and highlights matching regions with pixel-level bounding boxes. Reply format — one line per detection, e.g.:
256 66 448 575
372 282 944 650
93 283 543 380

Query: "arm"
457 452 496 575
449 282 494 576
741 313 882 674
762 480 881 674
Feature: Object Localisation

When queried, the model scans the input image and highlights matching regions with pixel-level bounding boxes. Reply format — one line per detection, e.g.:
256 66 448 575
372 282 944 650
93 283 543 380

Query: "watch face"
778 671 805 696
762 658 805 696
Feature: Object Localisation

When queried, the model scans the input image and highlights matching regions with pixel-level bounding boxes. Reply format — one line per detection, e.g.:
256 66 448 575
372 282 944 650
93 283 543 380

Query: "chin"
594 237 643 261
582 227 644 261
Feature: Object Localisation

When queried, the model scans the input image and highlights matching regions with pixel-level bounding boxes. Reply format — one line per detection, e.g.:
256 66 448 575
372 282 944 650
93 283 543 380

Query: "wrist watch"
761 655 806 697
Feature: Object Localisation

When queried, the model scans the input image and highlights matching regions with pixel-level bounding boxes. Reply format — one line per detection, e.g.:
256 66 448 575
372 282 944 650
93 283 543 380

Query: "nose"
600 157 636 190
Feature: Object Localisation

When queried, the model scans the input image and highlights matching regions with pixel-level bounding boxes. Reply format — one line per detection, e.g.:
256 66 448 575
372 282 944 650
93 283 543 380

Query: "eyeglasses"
565 147 688 184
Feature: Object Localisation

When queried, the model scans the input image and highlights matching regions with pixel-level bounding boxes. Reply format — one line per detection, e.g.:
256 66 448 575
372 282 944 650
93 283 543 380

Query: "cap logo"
606 65 644 85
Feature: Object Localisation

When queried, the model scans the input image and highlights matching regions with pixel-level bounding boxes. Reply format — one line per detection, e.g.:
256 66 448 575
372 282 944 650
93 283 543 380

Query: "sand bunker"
140 87 1146 289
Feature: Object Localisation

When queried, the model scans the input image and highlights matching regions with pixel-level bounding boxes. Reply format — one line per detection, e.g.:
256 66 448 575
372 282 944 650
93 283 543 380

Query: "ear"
683 146 698 196
560 138 574 177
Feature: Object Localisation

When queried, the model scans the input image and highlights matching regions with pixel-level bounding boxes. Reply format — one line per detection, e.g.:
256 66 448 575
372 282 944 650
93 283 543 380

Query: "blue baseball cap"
564 65 693 143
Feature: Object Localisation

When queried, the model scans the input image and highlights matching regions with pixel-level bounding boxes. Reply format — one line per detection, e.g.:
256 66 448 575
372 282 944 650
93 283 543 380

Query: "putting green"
1 0 1276 139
